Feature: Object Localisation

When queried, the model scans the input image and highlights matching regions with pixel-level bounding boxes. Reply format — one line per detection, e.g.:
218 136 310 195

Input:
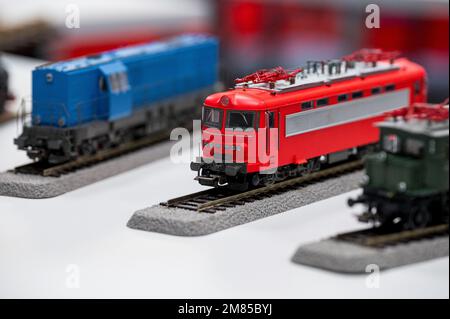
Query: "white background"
0 55 448 299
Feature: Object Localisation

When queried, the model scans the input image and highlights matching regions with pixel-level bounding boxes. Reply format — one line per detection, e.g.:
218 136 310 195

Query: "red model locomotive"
191 49 427 190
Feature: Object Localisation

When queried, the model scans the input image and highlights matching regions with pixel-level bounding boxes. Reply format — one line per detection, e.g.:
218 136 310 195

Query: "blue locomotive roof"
37 34 217 73
31 33 219 127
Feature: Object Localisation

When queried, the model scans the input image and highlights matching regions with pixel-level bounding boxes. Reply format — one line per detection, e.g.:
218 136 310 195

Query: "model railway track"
13 130 172 177
162 159 364 214
335 224 449 248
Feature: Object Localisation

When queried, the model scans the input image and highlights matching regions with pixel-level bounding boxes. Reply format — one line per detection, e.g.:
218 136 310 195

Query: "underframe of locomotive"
348 188 449 230
15 92 205 164
191 145 372 191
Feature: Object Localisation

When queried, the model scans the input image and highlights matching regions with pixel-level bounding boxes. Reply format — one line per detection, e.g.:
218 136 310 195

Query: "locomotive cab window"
383 134 401 154
227 111 256 130
202 107 223 129
109 72 130 93
405 138 425 157
118 72 130 91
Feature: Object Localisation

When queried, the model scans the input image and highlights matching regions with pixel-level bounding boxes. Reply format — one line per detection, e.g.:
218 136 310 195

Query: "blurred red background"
214 0 449 102
1 0 448 102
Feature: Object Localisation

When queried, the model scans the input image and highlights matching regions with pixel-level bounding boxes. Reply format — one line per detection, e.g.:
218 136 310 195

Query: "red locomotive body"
191 50 427 190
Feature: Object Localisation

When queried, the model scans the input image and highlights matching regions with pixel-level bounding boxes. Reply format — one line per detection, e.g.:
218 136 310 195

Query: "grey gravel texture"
127 171 364 236
0 140 174 199
292 236 449 273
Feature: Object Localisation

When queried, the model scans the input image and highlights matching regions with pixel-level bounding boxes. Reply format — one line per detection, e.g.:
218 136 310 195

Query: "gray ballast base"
0 140 174 199
292 236 449 273
127 171 364 237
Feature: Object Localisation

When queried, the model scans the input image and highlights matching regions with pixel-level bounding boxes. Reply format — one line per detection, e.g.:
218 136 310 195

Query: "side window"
371 87 382 95
316 98 329 107
352 91 363 99
338 94 348 102
385 84 396 92
301 101 314 111
383 134 400 153
108 72 129 93
109 74 120 93
405 138 425 157
118 72 130 91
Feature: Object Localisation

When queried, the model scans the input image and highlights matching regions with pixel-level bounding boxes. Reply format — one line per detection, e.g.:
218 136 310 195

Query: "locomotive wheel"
301 158 321 176
80 141 95 156
262 174 276 187
250 174 261 187
407 206 431 230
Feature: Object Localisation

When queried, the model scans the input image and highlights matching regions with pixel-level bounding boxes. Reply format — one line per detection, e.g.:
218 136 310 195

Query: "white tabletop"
0 54 448 299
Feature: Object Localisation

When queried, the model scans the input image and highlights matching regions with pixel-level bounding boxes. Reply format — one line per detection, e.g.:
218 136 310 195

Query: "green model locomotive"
349 101 449 230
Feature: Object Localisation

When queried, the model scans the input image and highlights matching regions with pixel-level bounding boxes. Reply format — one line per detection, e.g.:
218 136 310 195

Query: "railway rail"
335 224 449 248
13 129 172 177
162 159 364 214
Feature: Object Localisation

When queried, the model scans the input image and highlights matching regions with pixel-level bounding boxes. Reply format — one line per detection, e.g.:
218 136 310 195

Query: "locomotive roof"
205 58 425 110
36 34 216 73
378 118 449 138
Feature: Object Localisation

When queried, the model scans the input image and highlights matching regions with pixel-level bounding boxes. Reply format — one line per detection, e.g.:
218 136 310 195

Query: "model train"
191 49 427 191
0 58 9 116
349 101 449 230
15 34 219 164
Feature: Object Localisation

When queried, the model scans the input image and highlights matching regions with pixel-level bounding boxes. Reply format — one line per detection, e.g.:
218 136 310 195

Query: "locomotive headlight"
398 182 407 192
362 174 370 185
220 95 230 106
377 152 387 161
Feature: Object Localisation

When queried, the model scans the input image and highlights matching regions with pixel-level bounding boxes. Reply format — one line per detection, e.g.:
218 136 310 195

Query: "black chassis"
348 187 449 229
191 147 367 189
15 121 110 163
15 88 213 164
0 60 8 114
191 157 248 187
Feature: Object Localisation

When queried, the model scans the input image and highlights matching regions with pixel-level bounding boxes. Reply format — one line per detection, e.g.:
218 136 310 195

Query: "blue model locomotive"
15 34 219 164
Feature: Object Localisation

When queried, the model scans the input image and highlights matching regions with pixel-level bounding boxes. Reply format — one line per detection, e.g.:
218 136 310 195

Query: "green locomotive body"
349 103 449 229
